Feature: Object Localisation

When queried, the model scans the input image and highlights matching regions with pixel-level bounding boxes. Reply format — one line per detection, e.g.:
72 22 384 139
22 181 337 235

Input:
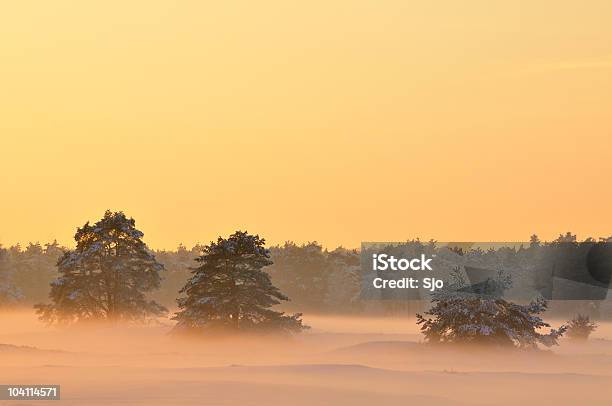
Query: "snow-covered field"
1 311 611 405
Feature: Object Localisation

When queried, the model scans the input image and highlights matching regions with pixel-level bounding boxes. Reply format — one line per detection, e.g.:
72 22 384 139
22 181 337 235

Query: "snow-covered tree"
416 271 566 348
566 314 598 341
173 231 308 334
35 211 167 324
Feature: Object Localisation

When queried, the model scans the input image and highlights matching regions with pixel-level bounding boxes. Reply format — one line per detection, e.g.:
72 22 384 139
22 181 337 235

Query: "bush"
566 314 598 341
416 271 566 348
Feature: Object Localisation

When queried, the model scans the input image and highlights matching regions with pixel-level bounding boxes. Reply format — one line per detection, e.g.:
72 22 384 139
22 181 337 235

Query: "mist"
2 309 611 405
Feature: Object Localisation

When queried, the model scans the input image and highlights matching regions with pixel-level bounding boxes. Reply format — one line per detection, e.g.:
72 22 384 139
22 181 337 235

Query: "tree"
35 211 167 324
555 232 577 244
529 234 540 248
566 314 598 341
173 231 308 334
416 271 566 348
152 244 201 309
267 242 329 311
0 245 23 306
325 247 361 312
11 241 63 305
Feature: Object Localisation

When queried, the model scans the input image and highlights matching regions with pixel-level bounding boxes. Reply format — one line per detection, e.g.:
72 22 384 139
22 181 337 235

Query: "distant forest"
1 233 610 317
0 240 360 313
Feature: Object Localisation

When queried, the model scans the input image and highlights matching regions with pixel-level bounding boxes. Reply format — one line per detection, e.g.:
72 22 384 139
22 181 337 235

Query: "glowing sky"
1 1 611 249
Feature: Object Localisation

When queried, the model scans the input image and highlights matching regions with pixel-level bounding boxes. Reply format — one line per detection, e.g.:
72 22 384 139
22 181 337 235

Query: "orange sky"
1 1 611 250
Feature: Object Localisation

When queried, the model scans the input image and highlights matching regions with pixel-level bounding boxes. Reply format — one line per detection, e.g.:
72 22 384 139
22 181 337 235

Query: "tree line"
1 211 610 339
1 219 362 315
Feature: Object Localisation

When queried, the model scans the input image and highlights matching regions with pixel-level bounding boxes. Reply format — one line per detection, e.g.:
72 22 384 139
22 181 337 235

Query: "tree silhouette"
173 231 307 334
35 211 167 324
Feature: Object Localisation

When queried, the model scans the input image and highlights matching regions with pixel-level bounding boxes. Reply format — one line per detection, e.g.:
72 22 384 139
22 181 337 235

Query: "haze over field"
1 310 612 405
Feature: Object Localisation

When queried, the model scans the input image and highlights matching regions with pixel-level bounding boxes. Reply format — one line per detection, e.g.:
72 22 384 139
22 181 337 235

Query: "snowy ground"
1 311 611 405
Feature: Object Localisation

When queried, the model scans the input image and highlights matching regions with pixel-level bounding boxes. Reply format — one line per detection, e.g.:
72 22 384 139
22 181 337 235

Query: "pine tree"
416 271 566 348
173 231 308 334
35 210 167 324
